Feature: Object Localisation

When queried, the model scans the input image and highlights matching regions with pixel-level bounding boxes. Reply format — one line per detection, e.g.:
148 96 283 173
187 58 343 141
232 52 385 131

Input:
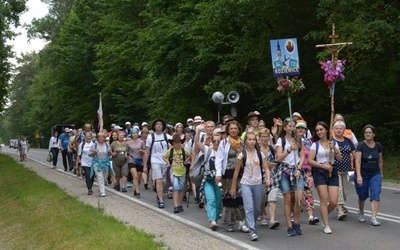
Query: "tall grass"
0 155 163 249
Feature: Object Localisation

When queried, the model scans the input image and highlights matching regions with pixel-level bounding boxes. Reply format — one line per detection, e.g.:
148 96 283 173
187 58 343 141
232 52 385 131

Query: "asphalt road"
3 147 400 250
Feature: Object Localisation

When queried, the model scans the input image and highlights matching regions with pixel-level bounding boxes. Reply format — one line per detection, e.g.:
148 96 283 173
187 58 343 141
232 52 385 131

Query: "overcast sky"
8 0 48 62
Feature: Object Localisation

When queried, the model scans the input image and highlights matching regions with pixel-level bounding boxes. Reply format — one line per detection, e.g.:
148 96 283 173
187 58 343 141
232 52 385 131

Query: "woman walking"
76 132 95 195
49 131 59 168
111 131 128 192
126 129 145 198
355 125 383 226
308 121 342 234
89 132 113 197
230 132 271 241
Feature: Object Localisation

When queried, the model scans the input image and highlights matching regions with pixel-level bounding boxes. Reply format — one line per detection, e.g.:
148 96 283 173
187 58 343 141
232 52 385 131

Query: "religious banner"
270 38 300 77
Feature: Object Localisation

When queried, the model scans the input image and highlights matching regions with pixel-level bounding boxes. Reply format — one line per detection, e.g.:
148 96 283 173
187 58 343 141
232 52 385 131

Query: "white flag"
97 94 103 132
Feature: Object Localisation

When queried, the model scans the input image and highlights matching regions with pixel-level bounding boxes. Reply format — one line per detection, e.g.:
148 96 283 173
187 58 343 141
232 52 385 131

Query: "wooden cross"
316 24 352 172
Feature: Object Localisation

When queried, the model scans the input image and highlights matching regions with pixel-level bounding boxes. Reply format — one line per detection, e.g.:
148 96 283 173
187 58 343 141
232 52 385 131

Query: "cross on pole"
316 23 353 129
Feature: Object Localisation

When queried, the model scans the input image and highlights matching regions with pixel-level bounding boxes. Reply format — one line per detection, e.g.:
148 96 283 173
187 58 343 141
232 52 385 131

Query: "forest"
1 0 400 151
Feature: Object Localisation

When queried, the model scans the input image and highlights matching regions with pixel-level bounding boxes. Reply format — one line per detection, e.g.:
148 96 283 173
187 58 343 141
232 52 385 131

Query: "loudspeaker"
227 91 240 104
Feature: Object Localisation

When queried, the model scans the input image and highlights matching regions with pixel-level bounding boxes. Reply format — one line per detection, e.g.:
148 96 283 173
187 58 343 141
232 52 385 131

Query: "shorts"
354 173 382 202
128 163 143 172
313 167 339 187
267 187 280 202
152 163 167 180
279 172 304 194
113 163 128 178
172 175 186 192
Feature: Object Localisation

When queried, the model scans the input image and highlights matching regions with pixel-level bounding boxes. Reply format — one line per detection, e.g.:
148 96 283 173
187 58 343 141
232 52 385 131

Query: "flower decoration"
277 76 305 97
320 60 346 89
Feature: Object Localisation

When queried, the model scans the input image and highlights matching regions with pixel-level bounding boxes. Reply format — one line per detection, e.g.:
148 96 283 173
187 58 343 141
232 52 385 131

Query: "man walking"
59 128 73 171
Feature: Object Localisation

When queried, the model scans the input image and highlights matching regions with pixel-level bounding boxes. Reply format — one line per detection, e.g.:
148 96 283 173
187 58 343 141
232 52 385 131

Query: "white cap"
125 121 131 126
187 118 194 123
64 128 70 133
114 125 122 130
141 122 148 127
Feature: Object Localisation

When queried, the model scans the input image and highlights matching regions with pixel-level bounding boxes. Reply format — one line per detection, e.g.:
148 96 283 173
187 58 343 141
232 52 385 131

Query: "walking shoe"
261 218 269 226
337 213 347 221
121 188 127 193
114 184 120 191
269 220 280 229
69 166 74 171
293 223 303 235
210 221 218 231
238 221 249 233
309 216 319 225
52 165 57 169
144 183 149 189
136 193 141 198
323 226 333 234
249 231 258 241
287 227 296 237
174 207 180 213
343 206 348 213
88 189 93 195
227 224 234 232
158 201 165 209
358 212 366 222
370 217 381 226
178 205 184 212
100 193 106 197
198 201 205 209
126 182 133 188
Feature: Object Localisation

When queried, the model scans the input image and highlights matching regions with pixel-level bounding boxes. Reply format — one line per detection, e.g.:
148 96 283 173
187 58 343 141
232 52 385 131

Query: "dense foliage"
1 0 400 151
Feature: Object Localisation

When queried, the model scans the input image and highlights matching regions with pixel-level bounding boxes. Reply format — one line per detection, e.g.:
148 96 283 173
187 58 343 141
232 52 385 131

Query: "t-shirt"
126 140 145 164
276 137 300 165
356 142 382 177
59 133 70 150
310 141 339 164
237 150 265 185
164 148 190 177
78 141 93 167
111 141 127 166
333 138 355 172
146 133 172 164
90 143 110 160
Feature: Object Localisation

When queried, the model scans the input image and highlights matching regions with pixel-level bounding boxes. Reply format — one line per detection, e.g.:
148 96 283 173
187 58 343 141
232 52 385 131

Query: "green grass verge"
0 155 164 249
383 154 400 183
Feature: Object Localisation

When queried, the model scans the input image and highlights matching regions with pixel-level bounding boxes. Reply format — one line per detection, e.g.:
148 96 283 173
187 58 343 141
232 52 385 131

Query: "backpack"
190 148 211 186
242 148 264 181
149 132 168 165
168 148 186 165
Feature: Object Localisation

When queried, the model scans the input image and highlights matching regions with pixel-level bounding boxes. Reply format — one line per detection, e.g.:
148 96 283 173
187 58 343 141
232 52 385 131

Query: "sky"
8 0 49 63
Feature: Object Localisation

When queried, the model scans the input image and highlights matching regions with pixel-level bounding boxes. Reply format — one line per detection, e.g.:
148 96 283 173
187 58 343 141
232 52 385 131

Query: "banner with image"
270 38 300 77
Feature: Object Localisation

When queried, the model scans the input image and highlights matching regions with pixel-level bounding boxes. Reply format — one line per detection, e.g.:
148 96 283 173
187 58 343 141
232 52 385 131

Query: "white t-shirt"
146 133 172 164
237 150 265 186
276 137 300 165
78 141 94 167
310 141 339 164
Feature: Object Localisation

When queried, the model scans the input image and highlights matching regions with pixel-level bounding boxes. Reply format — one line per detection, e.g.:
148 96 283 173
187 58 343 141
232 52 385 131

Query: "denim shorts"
313 167 339 187
279 171 304 194
354 173 382 202
172 175 186 192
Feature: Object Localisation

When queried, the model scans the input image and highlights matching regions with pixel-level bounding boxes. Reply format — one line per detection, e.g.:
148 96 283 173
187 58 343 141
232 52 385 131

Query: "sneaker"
210 221 218 231
370 217 381 226
107 176 112 185
158 201 165 209
100 193 106 197
69 166 74 171
227 224 234 232
178 205 184 212
358 212 366 222
114 184 120 191
269 220 280 229
343 206 348 213
249 231 259 241
261 218 269 226
88 189 93 195
323 226 332 234
287 227 296 237
198 201 205 209
121 188 127 193
174 207 180 213
309 216 319 225
126 182 133 188
136 193 141 198
144 183 149 189
239 221 249 233
338 213 347 221
293 223 303 235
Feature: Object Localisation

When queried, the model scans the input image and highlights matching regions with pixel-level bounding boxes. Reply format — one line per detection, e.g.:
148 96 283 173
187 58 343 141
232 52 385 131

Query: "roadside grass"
0 155 164 249
383 154 400 183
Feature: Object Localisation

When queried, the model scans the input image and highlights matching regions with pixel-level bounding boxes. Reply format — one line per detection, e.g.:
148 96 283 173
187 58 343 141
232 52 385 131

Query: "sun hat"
187 118 194 123
167 134 185 145
193 116 203 123
295 120 307 129
292 112 303 119
152 118 167 131
246 111 262 122
174 122 183 130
